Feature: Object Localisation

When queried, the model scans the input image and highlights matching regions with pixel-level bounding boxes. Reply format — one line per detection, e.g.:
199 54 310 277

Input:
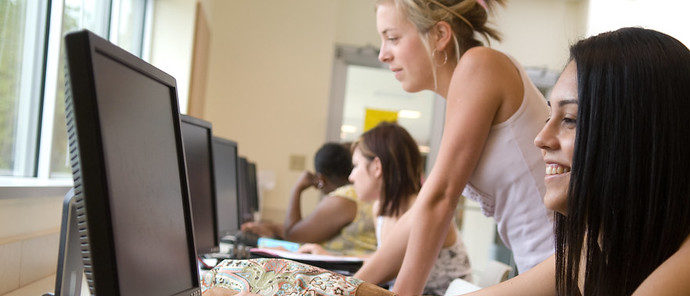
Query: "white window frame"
0 0 152 189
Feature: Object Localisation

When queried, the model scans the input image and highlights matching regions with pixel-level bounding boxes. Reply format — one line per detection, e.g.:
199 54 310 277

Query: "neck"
323 178 349 193
434 61 456 99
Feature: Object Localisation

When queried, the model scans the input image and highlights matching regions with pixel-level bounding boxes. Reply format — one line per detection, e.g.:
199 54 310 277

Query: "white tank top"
462 55 554 273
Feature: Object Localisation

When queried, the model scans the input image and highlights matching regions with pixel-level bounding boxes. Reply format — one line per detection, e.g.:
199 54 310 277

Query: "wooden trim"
187 1 211 118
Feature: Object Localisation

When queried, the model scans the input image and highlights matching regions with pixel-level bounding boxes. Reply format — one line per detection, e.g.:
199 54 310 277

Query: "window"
0 0 150 183
0 0 48 177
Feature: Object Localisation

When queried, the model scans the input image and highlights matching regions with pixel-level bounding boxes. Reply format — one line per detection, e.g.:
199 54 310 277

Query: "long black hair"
555 27 690 295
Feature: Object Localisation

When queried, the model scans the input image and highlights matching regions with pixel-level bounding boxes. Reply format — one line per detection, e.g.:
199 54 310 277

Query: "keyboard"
220 230 260 247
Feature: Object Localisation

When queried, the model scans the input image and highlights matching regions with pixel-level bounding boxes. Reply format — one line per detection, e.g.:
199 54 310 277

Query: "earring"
432 50 448 67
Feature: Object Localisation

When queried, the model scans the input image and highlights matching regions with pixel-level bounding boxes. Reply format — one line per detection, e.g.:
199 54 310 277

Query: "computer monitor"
211 137 240 238
180 115 219 255
237 157 253 223
63 30 200 295
247 162 259 213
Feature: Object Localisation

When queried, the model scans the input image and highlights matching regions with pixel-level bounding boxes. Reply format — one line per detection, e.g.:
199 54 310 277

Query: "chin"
543 193 567 215
400 81 425 93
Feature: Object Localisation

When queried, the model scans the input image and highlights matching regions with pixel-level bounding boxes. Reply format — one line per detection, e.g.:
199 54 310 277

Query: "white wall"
492 0 589 71
202 1 340 220
148 0 196 114
587 0 690 46
0 192 64 294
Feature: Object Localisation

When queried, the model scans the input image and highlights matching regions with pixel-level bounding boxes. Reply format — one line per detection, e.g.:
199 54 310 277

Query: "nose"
378 45 391 63
534 121 559 151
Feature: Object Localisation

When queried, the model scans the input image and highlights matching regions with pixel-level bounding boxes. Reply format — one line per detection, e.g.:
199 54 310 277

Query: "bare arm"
392 48 524 295
632 235 690 295
354 209 415 283
463 255 556 296
282 172 357 242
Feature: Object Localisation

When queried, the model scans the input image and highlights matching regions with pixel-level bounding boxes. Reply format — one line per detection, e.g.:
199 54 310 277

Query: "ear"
432 21 454 52
314 172 327 188
370 157 383 179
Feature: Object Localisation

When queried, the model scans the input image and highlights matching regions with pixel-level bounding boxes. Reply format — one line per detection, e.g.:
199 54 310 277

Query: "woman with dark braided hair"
356 0 555 294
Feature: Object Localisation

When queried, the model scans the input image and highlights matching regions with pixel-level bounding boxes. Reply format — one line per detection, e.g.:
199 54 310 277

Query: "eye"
562 117 576 127
386 36 399 43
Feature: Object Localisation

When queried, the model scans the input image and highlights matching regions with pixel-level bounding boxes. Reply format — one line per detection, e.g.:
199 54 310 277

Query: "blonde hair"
376 0 505 90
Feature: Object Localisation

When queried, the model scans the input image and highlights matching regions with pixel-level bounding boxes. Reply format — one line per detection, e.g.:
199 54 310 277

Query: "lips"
391 68 402 79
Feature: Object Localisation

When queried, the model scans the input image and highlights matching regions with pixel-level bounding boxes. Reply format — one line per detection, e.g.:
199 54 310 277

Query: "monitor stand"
44 188 85 296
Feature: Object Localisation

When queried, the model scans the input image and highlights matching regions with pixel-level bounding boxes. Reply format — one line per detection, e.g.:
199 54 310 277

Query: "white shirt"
462 55 554 273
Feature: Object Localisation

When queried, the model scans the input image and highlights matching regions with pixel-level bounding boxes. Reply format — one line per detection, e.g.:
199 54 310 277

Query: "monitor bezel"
180 114 220 254
64 29 201 296
211 136 241 238
247 162 259 214
236 157 252 223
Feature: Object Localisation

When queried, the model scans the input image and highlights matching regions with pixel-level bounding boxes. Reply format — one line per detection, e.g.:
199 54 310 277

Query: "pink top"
462 55 554 273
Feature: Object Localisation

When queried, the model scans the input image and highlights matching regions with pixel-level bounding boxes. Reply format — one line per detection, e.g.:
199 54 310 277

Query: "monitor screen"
64 30 199 295
181 115 218 254
211 137 240 237
247 162 259 213
237 157 253 223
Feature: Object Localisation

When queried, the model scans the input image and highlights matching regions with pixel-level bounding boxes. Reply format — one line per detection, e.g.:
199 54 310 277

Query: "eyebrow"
381 28 395 35
547 99 578 107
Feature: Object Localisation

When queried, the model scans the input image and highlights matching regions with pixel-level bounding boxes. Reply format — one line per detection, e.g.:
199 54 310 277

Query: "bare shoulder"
455 47 516 75
320 194 357 214
633 235 690 295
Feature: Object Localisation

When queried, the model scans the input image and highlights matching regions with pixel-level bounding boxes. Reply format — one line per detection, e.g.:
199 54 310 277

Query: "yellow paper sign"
364 108 398 132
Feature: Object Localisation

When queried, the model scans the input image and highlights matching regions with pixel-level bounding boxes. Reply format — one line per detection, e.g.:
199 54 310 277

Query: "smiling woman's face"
534 61 578 215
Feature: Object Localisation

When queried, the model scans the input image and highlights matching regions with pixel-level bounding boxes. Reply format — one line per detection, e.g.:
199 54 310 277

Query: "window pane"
112 0 147 56
0 0 28 176
48 0 110 177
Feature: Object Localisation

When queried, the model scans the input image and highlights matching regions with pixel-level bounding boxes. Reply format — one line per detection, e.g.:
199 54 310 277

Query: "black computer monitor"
247 162 259 213
237 157 253 223
211 137 240 238
63 30 200 295
180 115 219 255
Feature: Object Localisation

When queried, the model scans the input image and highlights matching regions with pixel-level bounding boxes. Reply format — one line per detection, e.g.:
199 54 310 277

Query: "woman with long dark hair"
464 27 690 296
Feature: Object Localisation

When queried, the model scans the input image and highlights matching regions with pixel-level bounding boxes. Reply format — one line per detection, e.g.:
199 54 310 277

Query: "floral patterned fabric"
202 258 376 296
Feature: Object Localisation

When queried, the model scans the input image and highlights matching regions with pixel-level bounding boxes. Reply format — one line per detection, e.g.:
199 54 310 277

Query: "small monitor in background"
237 157 253 223
62 30 200 295
180 115 219 255
247 162 259 213
211 137 240 238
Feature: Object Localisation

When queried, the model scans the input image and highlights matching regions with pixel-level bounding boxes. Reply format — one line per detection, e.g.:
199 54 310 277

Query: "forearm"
354 246 404 284
392 190 457 295
464 255 556 296
355 211 415 284
282 187 304 238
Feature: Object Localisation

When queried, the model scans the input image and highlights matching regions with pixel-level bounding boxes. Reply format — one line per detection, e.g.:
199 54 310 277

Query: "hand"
297 243 332 255
294 171 317 191
240 221 276 237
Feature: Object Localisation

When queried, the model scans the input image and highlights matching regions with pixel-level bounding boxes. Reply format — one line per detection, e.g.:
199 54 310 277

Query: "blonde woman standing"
353 1 554 294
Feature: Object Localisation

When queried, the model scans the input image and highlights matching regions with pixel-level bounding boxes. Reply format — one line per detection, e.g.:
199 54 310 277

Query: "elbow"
423 180 463 209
